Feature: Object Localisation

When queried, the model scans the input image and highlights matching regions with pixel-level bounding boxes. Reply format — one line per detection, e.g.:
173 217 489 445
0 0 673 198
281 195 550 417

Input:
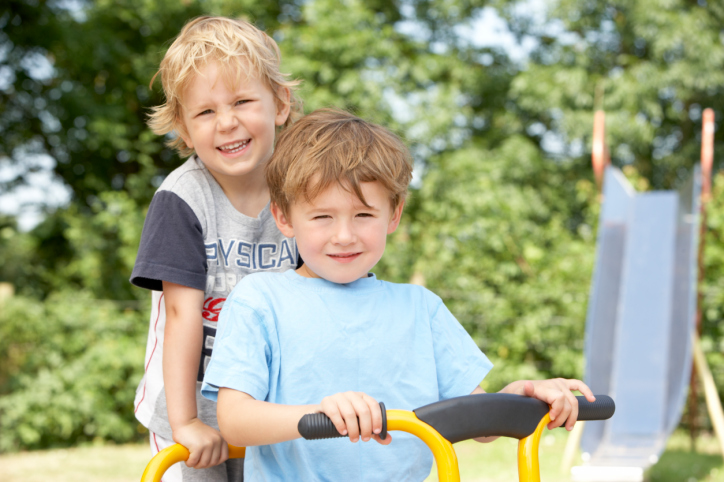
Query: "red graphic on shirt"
202 297 226 322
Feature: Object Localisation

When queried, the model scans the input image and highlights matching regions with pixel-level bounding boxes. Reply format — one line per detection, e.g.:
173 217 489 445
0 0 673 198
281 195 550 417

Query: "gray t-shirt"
130 156 297 438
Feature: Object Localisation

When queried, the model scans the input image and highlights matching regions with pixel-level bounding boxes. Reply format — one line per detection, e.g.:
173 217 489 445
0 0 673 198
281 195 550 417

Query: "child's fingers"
186 449 201 468
357 393 382 442
564 386 582 430
568 379 596 402
521 380 536 398
556 379 589 429
548 396 571 429
565 400 580 431
198 447 212 469
204 436 228 468
320 397 349 437
219 441 229 463
373 432 392 445
205 442 224 468
366 395 384 438
547 396 563 428
520 378 595 430
337 394 362 441
554 390 578 431
349 394 374 442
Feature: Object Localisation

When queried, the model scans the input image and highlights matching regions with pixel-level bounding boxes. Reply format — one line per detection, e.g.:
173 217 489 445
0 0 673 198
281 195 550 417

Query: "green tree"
501 0 724 187
702 172 724 403
0 292 147 451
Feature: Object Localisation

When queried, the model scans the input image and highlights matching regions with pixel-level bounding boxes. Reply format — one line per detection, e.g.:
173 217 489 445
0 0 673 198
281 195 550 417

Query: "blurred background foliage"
1 0 723 451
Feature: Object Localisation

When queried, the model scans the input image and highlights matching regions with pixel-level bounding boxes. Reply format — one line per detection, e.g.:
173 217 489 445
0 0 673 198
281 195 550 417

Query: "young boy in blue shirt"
201 109 595 481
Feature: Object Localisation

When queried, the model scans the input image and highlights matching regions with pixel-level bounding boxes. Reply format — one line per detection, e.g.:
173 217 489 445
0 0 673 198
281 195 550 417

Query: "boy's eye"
197 109 213 116
235 99 250 106
312 215 331 220
356 213 373 218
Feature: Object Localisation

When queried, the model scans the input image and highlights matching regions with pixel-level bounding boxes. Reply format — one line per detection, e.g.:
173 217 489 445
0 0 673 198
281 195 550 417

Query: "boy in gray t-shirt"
130 16 301 482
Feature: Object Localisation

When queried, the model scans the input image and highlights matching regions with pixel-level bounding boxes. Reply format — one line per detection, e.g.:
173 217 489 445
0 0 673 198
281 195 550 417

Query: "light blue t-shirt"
202 270 493 481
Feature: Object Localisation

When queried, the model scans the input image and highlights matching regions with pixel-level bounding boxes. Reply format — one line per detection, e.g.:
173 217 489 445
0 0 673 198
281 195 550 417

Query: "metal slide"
576 165 701 477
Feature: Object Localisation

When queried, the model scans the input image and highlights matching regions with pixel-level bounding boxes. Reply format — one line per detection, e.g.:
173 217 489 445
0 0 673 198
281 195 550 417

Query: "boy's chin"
329 273 369 284
301 265 369 284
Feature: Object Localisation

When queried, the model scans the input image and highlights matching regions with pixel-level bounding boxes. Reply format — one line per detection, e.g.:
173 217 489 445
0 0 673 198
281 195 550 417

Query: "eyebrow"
184 88 260 112
187 104 211 113
182 99 212 113
306 202 382 214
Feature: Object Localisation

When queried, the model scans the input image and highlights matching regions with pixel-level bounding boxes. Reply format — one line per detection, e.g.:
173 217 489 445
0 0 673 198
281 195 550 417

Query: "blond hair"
148 16 302 157
267 109 413 217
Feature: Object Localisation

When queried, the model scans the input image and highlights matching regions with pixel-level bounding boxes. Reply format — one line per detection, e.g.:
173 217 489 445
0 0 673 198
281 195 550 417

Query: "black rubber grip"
414 393 549 442
576 395 615 421
414 393 615 443
298 402 388 441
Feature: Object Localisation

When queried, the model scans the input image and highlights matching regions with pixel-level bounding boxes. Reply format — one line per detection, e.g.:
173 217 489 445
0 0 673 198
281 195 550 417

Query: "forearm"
217 388 318 447
164 319 203 431
162 282 205 435
469 385 498 443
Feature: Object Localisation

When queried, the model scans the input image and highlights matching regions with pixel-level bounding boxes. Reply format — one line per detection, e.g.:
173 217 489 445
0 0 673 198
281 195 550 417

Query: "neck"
208 167 270 218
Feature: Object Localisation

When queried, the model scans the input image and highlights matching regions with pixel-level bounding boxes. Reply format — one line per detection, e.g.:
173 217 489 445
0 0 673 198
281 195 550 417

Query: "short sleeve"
130 191 207 291
429 296 493 400
201 298 273 402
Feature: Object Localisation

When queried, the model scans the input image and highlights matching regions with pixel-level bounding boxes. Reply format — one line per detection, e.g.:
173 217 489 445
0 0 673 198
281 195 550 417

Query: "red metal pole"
592 110 609 192
701 109 715 201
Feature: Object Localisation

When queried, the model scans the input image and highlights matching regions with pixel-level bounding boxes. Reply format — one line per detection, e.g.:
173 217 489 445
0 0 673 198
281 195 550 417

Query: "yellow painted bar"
386 409 460 482
140 445 245 482
517 413 550 482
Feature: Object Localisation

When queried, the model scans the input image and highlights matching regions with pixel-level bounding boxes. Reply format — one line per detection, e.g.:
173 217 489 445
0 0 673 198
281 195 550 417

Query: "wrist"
171 416 201 434
500 380 525 395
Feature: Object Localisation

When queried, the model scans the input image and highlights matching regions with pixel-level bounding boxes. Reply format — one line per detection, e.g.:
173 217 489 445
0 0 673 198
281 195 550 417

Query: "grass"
0 430 721 481
647 431 724 482
0 443 151 482
425 429 724 482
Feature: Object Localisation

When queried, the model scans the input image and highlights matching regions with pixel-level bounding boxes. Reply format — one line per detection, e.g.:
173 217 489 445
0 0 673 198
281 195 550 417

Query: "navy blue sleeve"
130 191 207 292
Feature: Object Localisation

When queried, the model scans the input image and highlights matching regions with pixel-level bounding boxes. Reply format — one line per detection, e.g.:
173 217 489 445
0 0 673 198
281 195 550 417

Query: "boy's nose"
332 221 356 245
217 110 239 132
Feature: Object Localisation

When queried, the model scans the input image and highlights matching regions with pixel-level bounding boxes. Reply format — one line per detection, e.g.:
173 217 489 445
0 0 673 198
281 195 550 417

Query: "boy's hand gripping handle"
298 401 388 441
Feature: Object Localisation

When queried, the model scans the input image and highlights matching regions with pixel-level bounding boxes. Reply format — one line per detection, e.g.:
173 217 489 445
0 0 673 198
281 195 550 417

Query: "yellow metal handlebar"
517 413 551 482
140 412 548 482
140 445 245 482
386 409 460 481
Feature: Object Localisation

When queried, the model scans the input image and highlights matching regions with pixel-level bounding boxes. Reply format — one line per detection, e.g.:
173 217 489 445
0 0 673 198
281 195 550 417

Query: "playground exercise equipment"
567 109 722 482
141 393 615 482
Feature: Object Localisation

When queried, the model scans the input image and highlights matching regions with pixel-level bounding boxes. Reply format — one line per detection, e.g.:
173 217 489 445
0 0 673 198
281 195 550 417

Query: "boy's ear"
180 135 193 149
275 87 292 127
271 202 295 238
177 120 193 149
386 201 405 235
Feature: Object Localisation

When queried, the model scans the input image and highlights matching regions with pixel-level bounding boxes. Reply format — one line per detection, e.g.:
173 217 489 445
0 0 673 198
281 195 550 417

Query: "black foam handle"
576 395 615 421
298 402 388 440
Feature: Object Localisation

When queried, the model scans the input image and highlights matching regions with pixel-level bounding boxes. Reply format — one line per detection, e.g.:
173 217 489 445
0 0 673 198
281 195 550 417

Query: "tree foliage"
502 0 724 186
0 292 146 451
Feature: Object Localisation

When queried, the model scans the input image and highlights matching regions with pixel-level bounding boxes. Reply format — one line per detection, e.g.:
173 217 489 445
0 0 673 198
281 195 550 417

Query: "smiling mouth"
328 252 361 260
217 139 250 154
